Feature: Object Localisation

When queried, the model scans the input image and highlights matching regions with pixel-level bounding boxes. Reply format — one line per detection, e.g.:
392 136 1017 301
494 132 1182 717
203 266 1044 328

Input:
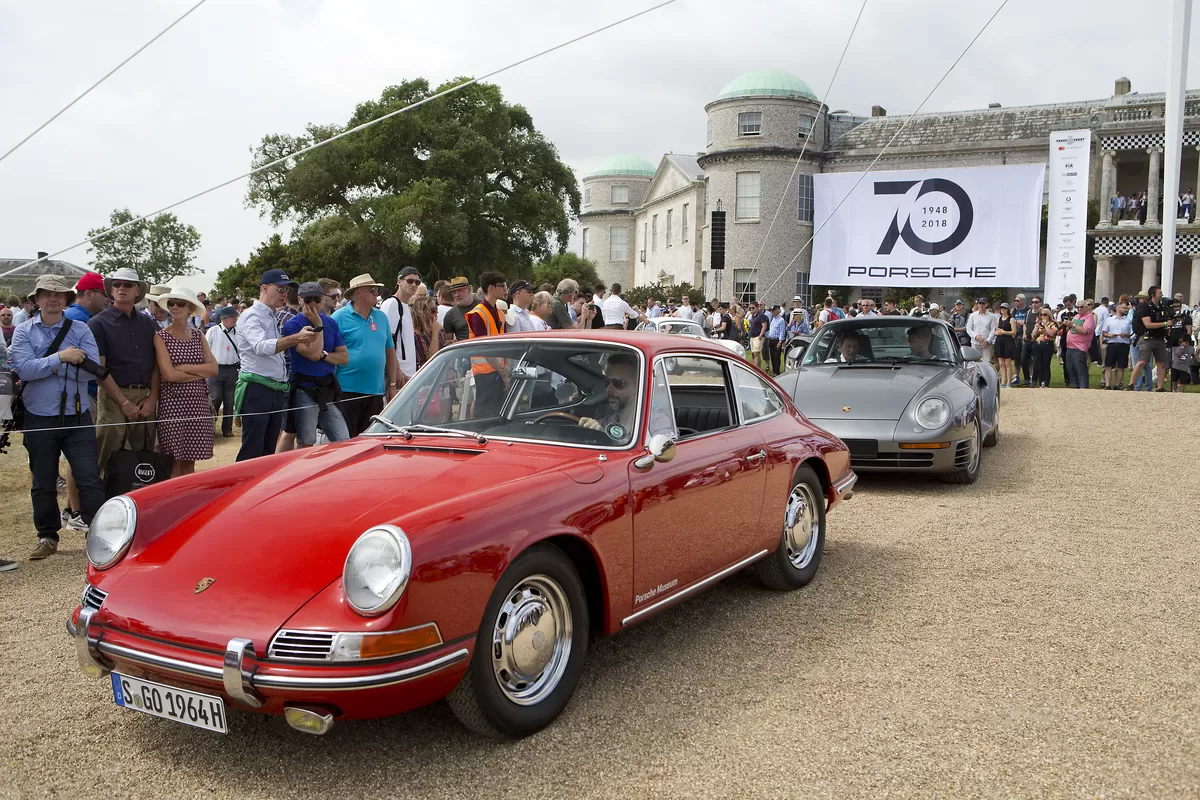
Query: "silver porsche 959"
774 316 999 484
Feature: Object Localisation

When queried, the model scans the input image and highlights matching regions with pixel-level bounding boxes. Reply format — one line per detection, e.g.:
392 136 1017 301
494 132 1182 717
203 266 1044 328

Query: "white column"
1147 147 1163 224
1160 0 1193 298
1095 256 1114 299
1099 151 1116 224
1190 254 1200 306
1142 256 1160 291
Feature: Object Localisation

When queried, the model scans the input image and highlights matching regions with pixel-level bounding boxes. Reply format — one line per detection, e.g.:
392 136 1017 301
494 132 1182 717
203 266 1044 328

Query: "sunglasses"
403 278 421 286
302 296 322 303
325 292 341 299
604 377 630 389
111 281 138 290
166 300 190 308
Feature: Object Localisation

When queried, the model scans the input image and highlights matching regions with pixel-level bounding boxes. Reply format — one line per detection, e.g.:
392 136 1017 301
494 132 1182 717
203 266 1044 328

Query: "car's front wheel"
750 466 826 590
941 417 981 484
446 544 588 738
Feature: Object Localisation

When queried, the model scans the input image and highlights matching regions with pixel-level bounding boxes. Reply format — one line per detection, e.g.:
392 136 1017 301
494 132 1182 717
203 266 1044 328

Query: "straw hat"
155 287 205 317
344 273 385 300
103 267 147 298
28 274 76 304
145 284 172 303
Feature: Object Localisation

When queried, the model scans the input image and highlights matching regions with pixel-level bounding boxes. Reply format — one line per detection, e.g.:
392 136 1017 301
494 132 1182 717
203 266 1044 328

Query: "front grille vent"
850 452 935 468
268 630 336 661
81 584 108 612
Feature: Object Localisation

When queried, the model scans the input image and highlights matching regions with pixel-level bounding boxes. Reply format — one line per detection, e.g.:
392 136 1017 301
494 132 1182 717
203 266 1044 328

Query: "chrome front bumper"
68 609 469 696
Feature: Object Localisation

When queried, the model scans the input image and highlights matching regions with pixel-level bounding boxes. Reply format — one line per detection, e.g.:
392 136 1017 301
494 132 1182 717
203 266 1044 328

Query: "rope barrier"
13 0 680 272
0 0 210 167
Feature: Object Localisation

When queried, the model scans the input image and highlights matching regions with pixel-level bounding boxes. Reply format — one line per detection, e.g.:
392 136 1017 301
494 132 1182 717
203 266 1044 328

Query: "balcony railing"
1112 101 1200 121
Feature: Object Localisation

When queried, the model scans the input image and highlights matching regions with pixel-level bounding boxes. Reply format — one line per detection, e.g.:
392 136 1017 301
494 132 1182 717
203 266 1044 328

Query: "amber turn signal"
897 442 952 449
358 624 443 659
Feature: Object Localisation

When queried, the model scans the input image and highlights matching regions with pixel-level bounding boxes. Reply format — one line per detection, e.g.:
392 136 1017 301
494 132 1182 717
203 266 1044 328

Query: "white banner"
812 164 1045 287
1043 130 1091 306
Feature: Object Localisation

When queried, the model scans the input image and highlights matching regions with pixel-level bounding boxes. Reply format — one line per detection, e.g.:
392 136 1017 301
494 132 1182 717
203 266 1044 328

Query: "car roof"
820 316 952 330
438 329 736 360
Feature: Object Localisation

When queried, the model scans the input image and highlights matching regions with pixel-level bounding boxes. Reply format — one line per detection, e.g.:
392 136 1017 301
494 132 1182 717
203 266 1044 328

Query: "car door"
628 356 768 608
729 363 791 539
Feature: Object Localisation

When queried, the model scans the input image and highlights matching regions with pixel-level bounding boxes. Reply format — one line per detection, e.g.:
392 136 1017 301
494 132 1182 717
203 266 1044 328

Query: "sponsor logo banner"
1044 130 1091 306
812 164 1045 287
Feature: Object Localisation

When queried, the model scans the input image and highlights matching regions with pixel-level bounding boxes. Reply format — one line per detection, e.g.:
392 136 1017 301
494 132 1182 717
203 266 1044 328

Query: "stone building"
577 70 1200 306
0 253 90 299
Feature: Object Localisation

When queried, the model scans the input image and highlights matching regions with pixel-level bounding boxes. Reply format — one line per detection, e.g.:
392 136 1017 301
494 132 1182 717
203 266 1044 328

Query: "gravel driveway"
2 390 1198 799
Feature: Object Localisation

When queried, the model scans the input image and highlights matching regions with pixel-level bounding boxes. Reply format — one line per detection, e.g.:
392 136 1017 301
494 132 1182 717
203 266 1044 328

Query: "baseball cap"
999 302 1010 309
217 305 238 319
929 303 940 310
75 271 105 293
297 281 323 299
261 269 297 287
954 299 965 305
509 279 533 295
398 266 420 280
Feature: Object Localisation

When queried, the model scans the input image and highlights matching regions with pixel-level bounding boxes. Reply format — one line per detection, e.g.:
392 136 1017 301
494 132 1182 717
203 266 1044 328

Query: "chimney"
988 102 1002 109
871 105 887 117
1115 77 1131 96
36 251 48 259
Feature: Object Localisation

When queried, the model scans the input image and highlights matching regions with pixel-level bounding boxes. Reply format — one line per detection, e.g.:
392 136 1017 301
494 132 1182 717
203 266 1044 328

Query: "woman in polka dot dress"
152 288 217 477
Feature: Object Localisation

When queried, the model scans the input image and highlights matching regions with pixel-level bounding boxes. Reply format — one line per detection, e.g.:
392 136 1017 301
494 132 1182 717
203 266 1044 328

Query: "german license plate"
111 673 227 734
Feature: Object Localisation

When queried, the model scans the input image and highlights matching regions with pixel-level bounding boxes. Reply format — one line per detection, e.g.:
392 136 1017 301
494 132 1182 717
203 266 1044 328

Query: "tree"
246 78 579 288
622 283 700 309
86 208 201 286
531 253 600 291
212 234 316 300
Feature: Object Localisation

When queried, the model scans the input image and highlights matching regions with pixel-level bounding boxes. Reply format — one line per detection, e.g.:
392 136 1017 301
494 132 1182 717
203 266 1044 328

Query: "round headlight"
915 397 950 429
343 525 412 616
86 496 137 569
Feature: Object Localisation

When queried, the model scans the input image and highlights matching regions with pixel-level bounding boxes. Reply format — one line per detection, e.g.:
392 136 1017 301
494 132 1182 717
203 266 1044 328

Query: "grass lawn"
1010 359 1196 391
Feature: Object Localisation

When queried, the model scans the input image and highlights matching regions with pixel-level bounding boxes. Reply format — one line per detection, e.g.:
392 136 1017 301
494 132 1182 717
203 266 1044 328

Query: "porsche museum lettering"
846 266 997 279
635 578 679 605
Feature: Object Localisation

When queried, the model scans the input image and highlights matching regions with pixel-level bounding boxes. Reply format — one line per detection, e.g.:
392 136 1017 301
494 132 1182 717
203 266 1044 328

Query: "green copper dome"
715 70 818 102
585 153 656 179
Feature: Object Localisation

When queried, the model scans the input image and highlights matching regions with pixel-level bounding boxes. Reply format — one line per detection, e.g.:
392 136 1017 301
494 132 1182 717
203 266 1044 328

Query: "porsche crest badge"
842 406 851 413
194 577 215 594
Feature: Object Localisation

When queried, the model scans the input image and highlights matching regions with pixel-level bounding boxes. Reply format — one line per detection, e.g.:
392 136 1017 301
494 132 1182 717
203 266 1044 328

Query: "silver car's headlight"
343 525 412 616
86 496 137 569
915 397 950 429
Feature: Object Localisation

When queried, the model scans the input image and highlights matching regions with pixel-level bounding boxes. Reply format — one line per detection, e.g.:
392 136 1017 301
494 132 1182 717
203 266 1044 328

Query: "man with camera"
1127 285 1173 392
11 275 124 561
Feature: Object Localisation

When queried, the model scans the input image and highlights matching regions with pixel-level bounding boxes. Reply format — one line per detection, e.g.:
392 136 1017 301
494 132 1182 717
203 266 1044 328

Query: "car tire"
982 405 999 447
749 466 826 591
446 544 589 738
941 416 981 484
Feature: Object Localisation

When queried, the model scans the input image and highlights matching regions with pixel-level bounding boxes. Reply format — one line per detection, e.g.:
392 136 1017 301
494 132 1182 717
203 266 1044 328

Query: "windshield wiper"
884 356 955 365
372 418 488 444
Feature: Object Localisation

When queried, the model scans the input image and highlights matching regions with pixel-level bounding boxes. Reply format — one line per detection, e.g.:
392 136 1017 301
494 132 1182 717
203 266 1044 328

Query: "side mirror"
960 346 982 362
634 433 677 470
786 342 808 367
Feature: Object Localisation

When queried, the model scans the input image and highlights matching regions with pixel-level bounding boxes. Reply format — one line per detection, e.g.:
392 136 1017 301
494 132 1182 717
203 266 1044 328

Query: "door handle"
745 450 767 464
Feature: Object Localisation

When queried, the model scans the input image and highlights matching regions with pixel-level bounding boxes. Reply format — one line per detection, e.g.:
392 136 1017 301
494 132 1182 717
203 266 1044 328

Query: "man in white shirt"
965 298 998 362
646 297 664 318
381 266 420 380
507 280 543 333
600 283 645 329
205 305 240 437
11 296 35 326
592 284 607 307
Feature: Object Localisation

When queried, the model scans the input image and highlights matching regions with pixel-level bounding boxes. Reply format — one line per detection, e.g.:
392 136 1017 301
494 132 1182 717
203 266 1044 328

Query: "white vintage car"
635 317 746 359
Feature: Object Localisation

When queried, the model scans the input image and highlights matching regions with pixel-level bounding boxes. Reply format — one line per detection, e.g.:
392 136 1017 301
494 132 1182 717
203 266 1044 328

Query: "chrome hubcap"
491 575 572 706
968 420 980 473
782 483 820 569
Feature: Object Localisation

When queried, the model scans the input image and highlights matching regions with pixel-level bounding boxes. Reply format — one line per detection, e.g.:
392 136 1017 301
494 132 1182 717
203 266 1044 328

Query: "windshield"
801 321 960 366
367 341 642 448
658 320 704 336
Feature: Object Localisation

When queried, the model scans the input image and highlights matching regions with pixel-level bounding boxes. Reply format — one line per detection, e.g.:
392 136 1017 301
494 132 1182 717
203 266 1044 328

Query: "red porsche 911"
69 331 855 738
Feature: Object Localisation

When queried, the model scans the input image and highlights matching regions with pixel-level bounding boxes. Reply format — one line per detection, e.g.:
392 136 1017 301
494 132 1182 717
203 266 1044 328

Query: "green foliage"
621 283 700 309
245 78 579 288
531 253 600 291
86 208 201 286
212 234 316 300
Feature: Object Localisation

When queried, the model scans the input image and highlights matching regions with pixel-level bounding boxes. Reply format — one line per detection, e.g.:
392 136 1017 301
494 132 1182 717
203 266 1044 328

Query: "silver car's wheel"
782 483 820 569
942 417 981 484
490 575 573 706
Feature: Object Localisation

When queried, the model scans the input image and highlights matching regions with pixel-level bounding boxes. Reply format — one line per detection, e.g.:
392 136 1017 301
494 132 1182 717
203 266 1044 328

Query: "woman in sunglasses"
152 288 217 477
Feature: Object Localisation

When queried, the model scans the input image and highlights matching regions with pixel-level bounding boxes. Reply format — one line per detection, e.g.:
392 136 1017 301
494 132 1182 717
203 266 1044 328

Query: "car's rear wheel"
749 466 826 590
983 392 1000 447
941 417 981 484
446 544 588 738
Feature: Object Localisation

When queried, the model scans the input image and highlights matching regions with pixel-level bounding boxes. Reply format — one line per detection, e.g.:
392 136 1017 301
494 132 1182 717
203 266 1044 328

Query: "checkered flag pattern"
1093 231 1200 256
1101 130 1200 151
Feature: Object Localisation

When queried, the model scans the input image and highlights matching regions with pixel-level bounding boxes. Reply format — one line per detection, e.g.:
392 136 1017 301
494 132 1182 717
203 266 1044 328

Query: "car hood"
99 439 584 650
789 364 946 420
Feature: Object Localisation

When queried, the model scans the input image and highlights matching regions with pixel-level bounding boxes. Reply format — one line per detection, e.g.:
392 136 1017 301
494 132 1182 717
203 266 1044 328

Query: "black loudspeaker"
710 210 726 270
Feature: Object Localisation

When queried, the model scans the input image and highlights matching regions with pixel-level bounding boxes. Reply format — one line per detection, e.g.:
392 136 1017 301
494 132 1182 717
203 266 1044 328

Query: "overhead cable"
0 0 210 167
15 0 680 272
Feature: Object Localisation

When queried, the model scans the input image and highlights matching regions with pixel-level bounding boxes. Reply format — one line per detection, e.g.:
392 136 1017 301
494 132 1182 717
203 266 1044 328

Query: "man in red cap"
59 271 108 531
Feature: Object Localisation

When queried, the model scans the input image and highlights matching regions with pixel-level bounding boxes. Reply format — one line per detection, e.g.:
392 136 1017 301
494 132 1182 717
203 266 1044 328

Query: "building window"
794 272 811 307
858 287 883 304
738 112 762 137
736 172 761 220
583 186 592 206
707 118 713 145
610 227 628 261
666 209 673 247
733 269 757 305
797 173 813 222
612 185 630 204
682 203 689 242
582 228 589 258
642 222 648 263
798 113 815 139
651 214 658 252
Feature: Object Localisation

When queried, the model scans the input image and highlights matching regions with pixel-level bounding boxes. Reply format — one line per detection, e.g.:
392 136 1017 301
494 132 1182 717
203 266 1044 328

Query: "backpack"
1131 306 1147 336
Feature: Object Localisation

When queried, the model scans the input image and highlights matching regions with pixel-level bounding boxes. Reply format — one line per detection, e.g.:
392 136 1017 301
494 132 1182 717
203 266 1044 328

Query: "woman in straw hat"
152 287 217 477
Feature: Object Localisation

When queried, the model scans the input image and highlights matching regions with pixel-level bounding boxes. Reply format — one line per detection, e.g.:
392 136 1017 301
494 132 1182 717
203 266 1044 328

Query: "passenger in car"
906 326 934 359
578 353 638 436
825 333 868 363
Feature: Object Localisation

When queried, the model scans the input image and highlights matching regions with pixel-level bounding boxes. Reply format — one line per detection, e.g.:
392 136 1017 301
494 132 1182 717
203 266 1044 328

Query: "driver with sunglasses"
578 353 638 436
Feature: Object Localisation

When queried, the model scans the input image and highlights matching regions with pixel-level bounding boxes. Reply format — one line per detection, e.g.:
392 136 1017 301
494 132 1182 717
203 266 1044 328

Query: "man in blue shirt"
766 305 786 374
11 276 121 561
59 270 108 530
284 282 350 446
332 273 399 436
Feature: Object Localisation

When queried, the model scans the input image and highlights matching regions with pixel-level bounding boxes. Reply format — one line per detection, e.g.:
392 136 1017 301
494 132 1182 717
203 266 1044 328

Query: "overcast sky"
2 0 1200 290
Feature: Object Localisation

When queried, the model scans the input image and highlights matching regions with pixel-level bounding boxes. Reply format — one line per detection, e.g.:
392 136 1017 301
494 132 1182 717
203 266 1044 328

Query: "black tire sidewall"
465 545 589 737
772 466 827 587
